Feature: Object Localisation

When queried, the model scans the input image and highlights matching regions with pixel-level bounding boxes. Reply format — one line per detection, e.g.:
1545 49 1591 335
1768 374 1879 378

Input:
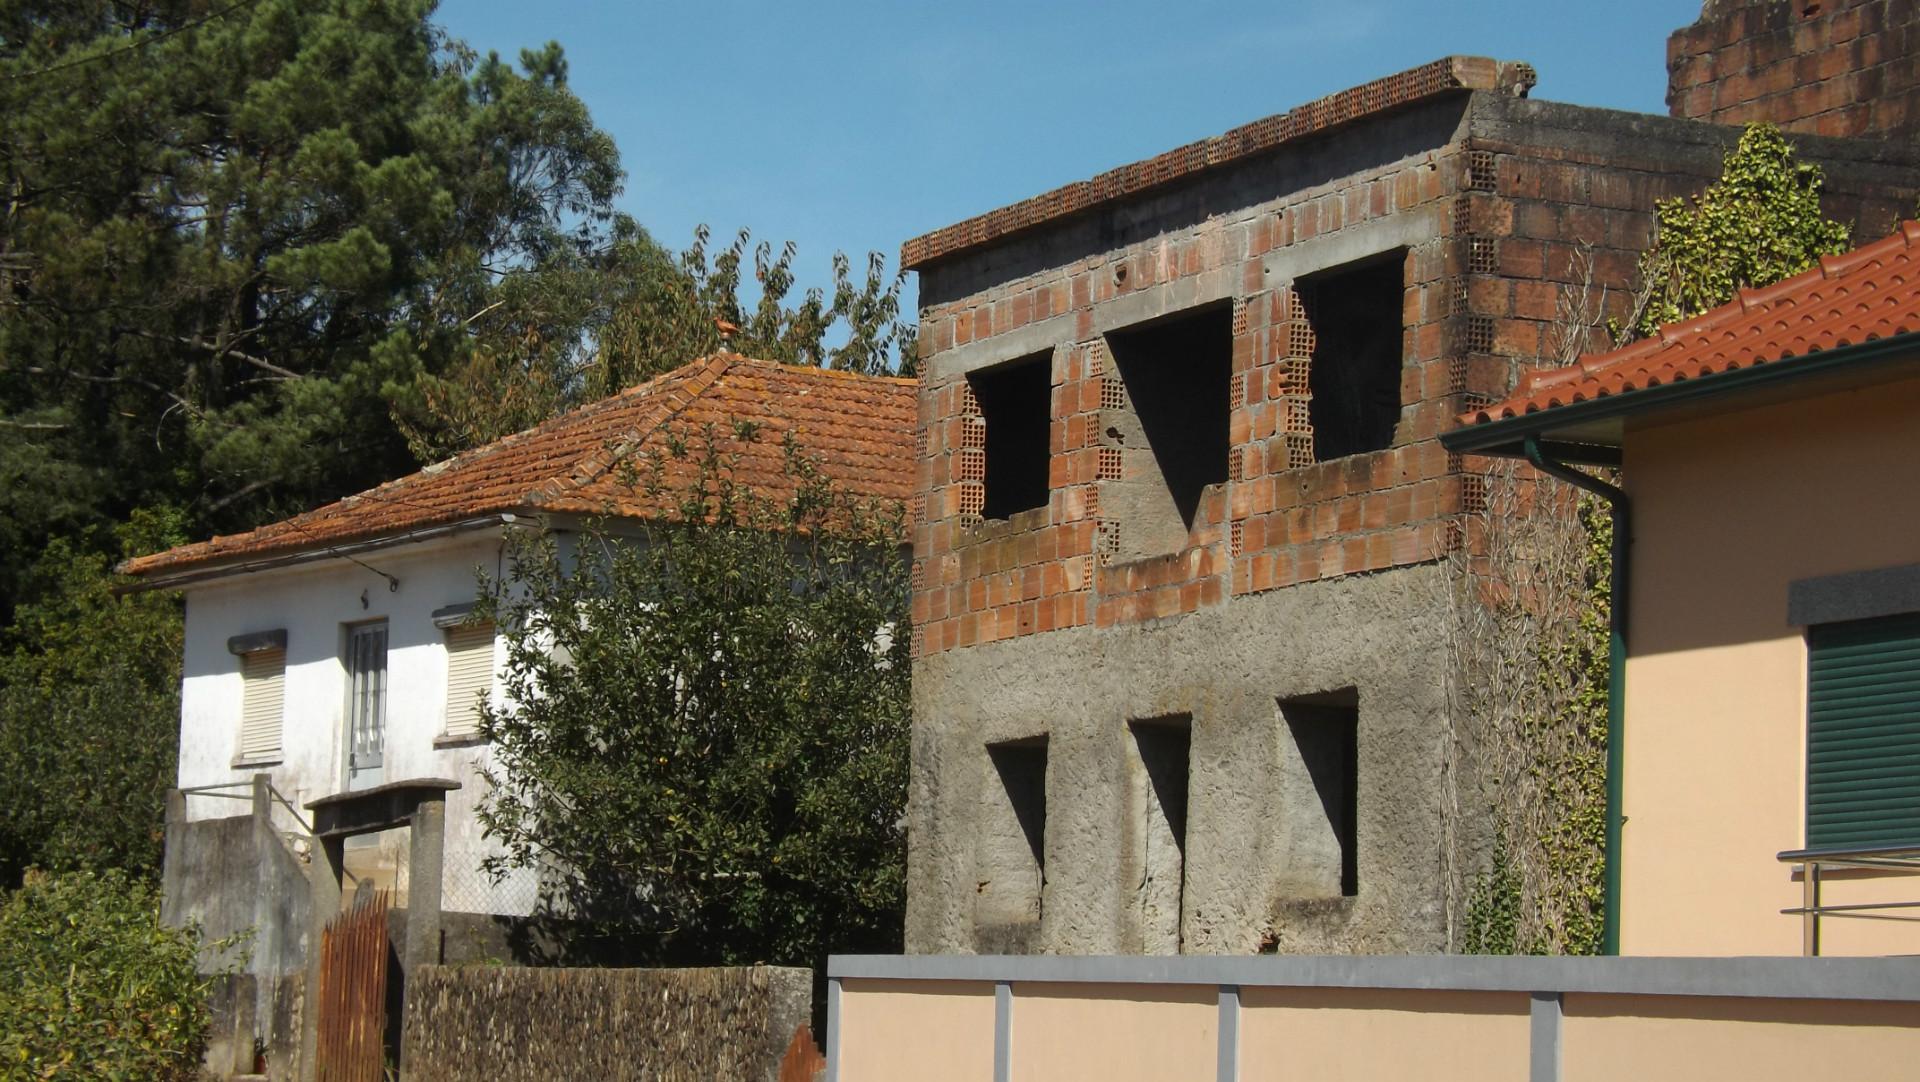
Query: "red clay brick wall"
910 151 1473 659
909 100 1917 660
1668 0 1920 139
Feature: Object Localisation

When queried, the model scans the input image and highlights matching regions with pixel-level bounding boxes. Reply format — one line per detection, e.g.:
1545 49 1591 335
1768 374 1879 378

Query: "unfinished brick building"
902 53 1918 956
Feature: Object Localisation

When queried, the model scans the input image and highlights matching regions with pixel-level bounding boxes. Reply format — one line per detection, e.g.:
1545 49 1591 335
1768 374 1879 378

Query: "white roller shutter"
443 621 495 738
238 647 285 761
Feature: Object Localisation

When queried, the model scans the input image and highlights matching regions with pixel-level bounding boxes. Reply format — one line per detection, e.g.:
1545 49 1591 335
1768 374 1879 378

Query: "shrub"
0 871 217 1081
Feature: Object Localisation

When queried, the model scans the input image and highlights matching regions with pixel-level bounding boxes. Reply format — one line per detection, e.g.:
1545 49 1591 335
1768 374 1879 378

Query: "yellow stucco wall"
836 978 997 1082
1561 993 1920 1081
1238 987 1530 1080
1008 982 1216 1082
1623 375 1920 956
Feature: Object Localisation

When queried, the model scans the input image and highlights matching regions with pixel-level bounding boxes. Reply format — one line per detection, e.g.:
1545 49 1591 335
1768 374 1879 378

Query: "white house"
125 353 917 918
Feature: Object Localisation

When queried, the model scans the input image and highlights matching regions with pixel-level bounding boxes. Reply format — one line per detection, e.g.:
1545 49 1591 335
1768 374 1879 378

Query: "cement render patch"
907 562 1468 957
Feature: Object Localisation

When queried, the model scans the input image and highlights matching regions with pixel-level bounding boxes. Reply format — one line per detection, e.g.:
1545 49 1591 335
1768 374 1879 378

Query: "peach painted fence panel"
827 955 1920 1082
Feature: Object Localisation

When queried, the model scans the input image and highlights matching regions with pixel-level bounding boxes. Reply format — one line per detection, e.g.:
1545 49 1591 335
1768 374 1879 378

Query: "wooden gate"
316 890 391 1082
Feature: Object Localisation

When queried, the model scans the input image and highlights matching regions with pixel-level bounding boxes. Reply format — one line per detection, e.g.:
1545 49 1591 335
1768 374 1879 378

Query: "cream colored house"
1447 221 1920 957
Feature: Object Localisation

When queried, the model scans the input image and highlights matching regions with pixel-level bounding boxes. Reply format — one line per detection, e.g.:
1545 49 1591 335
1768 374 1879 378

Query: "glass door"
345 621 388 790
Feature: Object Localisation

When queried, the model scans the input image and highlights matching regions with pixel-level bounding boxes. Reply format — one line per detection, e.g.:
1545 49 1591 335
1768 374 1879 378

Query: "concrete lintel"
929 317 1072 382
1788 562 1920 627
305 777 459 839
1261 206 1443 285
1091 266 1238 338
827 953 1920 1002
226 628 288 655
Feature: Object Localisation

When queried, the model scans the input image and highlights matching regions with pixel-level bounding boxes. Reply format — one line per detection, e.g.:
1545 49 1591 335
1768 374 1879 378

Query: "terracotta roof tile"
900 56 1533 270
1464 221 1920 426
124 356 917 579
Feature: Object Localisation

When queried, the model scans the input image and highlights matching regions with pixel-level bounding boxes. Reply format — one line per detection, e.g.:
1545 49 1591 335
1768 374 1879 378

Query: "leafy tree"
477 431 909 969
0 870 222 1081
0 0 633 619
401 224 918 462
1630 123 1851 338
0 510 186 887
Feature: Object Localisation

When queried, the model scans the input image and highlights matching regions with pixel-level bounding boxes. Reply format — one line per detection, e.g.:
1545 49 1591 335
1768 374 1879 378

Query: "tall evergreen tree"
0 0 631 617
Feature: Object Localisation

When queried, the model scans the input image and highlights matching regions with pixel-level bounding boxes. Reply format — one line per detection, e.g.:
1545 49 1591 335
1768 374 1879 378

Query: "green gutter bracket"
1524 434 1629 957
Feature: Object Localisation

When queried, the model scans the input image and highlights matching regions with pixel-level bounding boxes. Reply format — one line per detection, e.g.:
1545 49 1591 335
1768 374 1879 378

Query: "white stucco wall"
175 529 537 915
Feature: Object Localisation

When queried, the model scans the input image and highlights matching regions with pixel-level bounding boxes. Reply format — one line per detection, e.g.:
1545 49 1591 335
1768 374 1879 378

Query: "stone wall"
1668 0 1920 140
400 964 813 1082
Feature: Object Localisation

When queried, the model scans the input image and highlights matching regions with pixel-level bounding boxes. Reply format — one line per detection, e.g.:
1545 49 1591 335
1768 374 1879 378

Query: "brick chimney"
1667 0 1919 140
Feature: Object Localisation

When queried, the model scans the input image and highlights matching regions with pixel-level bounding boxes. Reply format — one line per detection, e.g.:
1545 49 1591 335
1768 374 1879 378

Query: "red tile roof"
1465 221 1920 426
123 355 917 579
900 56 1534 270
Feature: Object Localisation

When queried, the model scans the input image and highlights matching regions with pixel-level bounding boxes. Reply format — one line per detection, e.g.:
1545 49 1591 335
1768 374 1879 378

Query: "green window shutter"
1806 611 1920 850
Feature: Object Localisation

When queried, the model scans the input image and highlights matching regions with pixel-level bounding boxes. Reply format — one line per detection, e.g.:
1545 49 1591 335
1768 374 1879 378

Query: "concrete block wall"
1668 0 1920 140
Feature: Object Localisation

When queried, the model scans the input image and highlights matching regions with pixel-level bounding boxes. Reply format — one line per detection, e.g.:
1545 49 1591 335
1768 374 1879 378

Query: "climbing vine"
1450 479 1610 956
1627 123 1851 339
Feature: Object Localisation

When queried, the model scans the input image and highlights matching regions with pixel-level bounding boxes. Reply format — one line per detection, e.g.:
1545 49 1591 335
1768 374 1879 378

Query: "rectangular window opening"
1131 715 1193 953
1104 305 1232 557
1806 612 1920 850
975 737 1048 948
1279 689 1359 897
1301 253 1407 462
967 351 1053 520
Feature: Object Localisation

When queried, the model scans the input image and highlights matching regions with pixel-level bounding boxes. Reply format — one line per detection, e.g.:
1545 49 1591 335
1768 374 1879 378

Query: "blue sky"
437 0 1703 315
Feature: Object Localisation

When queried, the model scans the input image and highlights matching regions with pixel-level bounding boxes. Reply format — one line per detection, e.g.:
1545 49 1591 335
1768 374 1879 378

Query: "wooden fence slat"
317 890 389 1082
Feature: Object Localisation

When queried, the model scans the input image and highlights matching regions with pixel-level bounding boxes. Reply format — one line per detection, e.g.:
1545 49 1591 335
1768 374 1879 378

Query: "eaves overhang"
116 513 524 593
1441 332 1920 466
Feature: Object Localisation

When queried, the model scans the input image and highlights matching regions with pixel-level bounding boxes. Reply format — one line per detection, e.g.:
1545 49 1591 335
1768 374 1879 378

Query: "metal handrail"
179 777 316 837
1776 845 1920 956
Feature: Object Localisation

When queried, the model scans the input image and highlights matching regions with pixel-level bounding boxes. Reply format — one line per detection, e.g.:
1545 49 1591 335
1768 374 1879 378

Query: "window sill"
230 756 283 770
432 732 489 749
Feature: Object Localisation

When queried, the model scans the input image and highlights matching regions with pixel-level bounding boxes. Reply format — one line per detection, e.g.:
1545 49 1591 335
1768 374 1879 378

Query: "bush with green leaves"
0 513 184 888
477 430 909 969
0 870 218 1081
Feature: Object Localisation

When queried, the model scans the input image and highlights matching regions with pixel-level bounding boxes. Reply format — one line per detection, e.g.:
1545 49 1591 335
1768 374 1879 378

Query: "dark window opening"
977 737 1048 937
1302 255 1406 461
1105 305 1233 532
1280 690 1359 897
1132 715 1193 952
968 353 1053 519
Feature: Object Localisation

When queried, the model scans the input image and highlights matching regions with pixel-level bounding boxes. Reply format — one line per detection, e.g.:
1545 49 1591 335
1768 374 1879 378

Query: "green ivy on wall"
1630 123 1851 339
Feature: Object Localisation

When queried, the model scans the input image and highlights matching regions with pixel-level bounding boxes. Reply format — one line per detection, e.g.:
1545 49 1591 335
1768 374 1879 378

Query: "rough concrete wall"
202 973 304 1082
908 563 1461 956
1668 0 1920 141
162 808 314 1072
162 811 312 980
401 965 812 1082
